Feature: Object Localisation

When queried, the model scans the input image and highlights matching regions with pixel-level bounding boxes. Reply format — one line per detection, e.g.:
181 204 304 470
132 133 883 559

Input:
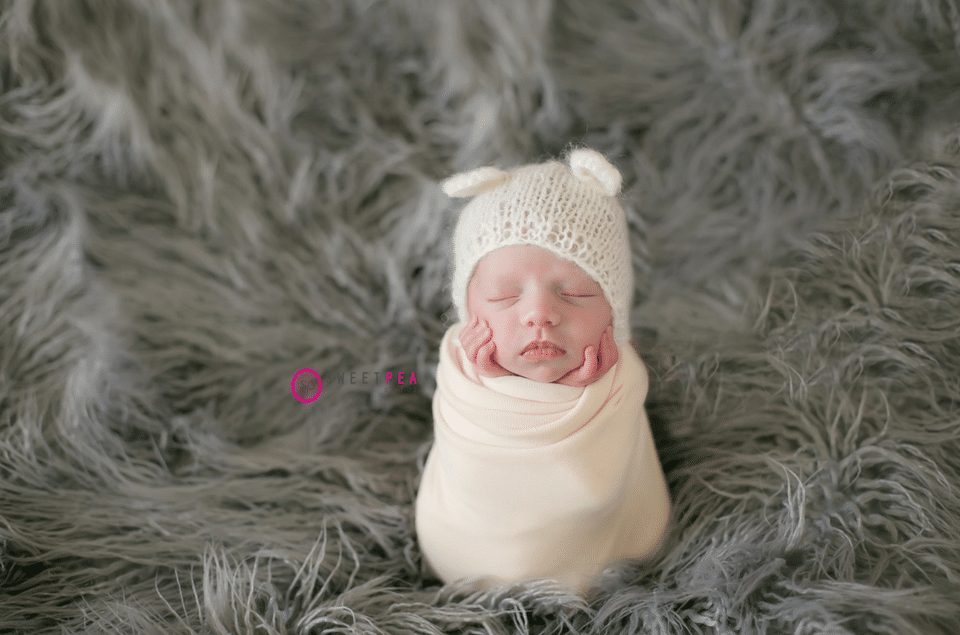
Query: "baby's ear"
568 148 621 197
441 166 509 198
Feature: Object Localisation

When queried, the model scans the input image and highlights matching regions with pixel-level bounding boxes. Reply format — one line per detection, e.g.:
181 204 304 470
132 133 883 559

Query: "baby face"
466 244 613 383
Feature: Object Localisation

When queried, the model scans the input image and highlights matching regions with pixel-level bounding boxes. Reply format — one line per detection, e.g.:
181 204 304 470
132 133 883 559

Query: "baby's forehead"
473 245 600 285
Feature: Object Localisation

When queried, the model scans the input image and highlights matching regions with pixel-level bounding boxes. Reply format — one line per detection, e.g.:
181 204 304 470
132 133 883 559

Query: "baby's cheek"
488 323 510 355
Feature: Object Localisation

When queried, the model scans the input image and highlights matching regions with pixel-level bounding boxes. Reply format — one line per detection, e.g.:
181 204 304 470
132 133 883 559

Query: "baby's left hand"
555 325 619 387
458 317 513 379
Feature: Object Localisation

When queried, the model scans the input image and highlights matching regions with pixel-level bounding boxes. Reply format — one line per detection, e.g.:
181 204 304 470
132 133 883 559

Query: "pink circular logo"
291 368 322 403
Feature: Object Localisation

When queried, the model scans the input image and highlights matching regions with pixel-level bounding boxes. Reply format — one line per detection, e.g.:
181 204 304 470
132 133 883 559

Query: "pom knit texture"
2 1 960 633
449 151 634 343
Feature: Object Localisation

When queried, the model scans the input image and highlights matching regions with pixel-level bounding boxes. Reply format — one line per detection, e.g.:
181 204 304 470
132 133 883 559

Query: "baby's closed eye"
561 293 599 307
486 288 598 302
561 284 601 299
487 292 594 303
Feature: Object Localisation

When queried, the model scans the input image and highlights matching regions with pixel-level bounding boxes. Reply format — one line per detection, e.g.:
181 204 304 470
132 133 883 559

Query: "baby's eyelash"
486 292 595 301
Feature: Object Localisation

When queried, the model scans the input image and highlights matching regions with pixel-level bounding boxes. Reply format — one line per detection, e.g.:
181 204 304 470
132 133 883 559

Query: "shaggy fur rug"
2 0 960 632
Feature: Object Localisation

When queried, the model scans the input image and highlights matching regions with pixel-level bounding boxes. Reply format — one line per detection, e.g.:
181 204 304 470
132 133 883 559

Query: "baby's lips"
520 344 567 355
519 342 567 363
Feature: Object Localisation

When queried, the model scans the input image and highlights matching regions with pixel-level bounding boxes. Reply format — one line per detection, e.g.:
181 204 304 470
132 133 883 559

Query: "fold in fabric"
416 323 671 592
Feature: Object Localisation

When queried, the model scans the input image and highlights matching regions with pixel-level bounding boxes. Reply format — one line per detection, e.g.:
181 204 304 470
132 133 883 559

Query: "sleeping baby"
415 149 671 593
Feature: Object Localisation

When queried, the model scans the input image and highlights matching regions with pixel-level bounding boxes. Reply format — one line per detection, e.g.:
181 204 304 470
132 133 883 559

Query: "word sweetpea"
291 368 418 403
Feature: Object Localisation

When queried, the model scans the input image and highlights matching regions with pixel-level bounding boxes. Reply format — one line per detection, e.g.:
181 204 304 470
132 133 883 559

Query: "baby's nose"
522 292 560 327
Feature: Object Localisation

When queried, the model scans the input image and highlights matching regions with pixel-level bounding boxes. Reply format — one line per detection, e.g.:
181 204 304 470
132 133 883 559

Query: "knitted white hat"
443 148 634 344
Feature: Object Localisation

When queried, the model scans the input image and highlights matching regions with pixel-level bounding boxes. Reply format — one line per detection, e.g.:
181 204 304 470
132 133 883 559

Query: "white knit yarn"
443 149 634 344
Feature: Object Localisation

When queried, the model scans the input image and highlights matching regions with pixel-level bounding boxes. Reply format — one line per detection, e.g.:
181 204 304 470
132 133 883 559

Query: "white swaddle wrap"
415 323 671 592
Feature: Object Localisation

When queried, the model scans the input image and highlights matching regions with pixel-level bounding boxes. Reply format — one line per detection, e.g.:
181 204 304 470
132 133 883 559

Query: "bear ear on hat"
569 148 621 197
441 166 509 198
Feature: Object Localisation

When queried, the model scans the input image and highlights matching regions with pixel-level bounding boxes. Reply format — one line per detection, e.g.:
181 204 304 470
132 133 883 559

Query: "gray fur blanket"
2 1 959 632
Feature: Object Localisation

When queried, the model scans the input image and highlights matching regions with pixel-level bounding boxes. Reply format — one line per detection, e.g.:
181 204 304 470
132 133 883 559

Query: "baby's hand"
556 325 619 387
459 317 512 379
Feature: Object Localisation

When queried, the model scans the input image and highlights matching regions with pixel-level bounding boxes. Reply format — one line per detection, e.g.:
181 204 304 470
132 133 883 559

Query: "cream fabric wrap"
415 323 671 592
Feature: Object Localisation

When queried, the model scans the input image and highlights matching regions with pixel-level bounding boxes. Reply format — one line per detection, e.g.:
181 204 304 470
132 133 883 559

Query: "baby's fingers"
555 345 597 386
475 340 497 375
475 340 510 378
581 344 600 379
459 317 493 361
599 326 619 369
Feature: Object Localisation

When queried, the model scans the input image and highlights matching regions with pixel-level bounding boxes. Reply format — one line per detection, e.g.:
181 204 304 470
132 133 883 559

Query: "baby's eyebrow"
490 274 520 286
559 272 600 287
493 278 598 295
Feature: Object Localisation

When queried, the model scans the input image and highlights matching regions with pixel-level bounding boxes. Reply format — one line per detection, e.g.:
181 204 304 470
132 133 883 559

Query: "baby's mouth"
521 341 565 360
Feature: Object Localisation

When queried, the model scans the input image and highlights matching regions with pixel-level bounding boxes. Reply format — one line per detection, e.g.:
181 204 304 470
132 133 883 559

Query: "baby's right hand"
459 317 512 379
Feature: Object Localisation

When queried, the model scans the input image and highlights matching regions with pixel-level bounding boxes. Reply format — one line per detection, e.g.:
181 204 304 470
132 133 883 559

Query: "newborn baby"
415 149 671 593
